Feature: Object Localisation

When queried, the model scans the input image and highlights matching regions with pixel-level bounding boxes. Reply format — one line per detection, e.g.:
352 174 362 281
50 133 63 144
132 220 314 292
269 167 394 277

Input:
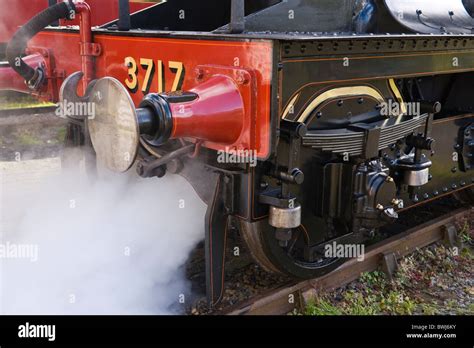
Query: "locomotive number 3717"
124 56 185 94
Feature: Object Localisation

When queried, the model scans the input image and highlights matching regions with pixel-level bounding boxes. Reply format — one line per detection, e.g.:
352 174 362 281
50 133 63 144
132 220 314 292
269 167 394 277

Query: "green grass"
305 298 344 315
303 243 474 316
16 132 43 146
52 126 67 144
459 221 473 244
304 287 417 316
0 95 54 110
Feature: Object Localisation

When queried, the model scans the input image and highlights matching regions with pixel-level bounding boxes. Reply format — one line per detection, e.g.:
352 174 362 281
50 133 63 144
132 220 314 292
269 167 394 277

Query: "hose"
6 0 75 89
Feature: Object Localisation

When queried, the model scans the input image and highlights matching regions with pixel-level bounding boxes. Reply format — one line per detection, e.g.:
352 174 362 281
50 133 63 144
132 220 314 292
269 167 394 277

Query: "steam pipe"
0 54 45 92
6 1 75 90
5 1 95 94
48 0 60 26
74 2 95 92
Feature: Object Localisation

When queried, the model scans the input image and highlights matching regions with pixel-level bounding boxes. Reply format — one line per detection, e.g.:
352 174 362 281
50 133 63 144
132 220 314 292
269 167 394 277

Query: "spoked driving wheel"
240 219 347 279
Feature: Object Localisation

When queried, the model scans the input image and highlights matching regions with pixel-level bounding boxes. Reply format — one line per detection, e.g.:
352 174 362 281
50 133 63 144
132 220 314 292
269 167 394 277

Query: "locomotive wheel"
239 219 347 279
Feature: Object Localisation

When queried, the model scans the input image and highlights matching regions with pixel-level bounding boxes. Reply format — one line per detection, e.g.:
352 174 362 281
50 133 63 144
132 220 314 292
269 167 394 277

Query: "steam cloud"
0 161 206 314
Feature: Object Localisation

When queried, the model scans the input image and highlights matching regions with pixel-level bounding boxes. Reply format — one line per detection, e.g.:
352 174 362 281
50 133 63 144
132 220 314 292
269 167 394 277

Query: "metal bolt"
195 68 204 80
236 73 249 85
391 199 404 208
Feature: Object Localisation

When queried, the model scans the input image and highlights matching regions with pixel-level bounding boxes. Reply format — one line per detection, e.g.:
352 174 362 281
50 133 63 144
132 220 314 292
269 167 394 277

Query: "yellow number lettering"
169 61 184 91
157 60 164 93
140 58 154 94
125 57 138 91
125 58 185 93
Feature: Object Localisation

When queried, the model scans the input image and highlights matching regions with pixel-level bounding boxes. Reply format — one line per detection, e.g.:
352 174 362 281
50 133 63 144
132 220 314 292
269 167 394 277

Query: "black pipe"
6 1 75 89
137 145 195 178
229 0 245 33
48 0 59 26
118 0 131 31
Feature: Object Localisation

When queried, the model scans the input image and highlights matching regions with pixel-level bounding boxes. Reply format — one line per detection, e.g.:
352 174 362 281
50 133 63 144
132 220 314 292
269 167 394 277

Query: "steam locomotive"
2 0 474 306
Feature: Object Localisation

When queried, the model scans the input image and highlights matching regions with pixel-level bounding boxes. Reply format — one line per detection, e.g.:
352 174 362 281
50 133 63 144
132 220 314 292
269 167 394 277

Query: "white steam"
0 159 206 314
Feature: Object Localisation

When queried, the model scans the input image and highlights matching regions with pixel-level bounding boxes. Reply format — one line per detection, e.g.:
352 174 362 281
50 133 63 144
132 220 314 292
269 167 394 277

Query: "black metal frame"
229 0 245 33
118 0 131 31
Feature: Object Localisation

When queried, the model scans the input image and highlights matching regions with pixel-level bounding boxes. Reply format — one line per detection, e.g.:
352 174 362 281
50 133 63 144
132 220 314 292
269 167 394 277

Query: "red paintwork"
0 0 154 43
29 31 273 158
170 75 245 145
0 0 48 43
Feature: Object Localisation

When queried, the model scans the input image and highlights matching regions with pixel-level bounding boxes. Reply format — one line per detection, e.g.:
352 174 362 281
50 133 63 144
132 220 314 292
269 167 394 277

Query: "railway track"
219 207 472 315
0 106 56 117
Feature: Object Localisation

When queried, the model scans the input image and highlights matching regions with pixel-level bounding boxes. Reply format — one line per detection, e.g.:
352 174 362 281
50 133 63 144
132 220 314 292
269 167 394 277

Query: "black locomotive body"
190 0 474 305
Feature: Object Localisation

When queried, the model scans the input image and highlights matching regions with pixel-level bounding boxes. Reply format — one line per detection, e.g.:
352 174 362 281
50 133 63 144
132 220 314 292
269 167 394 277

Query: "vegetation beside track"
303 236 473 315
0 92 54 110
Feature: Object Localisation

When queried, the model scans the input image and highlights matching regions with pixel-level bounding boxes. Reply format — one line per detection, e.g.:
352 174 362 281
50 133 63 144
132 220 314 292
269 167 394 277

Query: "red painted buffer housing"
170 75 245 145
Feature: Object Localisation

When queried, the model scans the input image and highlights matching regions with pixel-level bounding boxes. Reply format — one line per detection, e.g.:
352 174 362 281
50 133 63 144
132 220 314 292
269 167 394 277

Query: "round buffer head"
88 77 140 173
